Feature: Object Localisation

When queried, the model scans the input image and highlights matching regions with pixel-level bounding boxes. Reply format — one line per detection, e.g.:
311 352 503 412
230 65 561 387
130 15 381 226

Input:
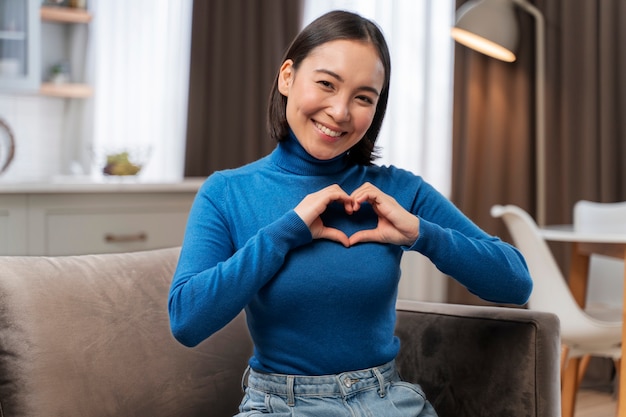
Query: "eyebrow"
314 68 380 97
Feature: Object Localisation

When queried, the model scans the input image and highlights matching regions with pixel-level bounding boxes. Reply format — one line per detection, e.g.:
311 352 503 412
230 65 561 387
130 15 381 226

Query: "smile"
314 122 344 138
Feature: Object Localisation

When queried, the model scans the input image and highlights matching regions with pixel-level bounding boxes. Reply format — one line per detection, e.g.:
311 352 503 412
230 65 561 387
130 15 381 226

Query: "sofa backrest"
0 247 253 417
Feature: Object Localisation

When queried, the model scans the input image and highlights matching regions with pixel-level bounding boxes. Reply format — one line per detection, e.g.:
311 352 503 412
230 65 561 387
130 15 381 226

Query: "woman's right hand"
294 184 353 247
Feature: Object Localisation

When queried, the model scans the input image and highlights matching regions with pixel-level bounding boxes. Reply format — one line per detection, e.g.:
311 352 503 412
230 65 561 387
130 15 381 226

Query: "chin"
310 147 344 160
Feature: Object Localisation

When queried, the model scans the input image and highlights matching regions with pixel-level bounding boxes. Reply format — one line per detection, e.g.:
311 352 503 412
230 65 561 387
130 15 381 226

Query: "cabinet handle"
104 232 147 243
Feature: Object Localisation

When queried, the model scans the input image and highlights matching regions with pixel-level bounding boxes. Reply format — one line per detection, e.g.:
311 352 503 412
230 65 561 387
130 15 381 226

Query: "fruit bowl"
93 147 151 177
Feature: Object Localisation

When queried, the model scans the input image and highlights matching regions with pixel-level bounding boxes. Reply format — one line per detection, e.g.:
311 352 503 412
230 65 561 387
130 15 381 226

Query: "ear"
277 59 294 96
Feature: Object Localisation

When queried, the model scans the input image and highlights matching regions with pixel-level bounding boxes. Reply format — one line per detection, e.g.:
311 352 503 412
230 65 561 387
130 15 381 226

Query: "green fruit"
103 152 141 175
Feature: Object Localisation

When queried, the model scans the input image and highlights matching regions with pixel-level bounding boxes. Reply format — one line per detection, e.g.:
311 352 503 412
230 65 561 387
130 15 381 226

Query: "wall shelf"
40 6 92 24
39 6 93 98
40 82 93 98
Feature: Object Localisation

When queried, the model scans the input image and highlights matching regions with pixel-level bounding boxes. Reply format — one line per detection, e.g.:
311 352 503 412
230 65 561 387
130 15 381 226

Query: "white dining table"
539 225 626 416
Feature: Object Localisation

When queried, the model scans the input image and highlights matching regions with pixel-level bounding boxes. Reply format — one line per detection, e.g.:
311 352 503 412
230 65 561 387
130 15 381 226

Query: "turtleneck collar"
270 130 351 176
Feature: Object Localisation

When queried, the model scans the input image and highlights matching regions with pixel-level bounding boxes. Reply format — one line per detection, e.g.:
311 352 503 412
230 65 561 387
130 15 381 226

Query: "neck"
271 131 351 176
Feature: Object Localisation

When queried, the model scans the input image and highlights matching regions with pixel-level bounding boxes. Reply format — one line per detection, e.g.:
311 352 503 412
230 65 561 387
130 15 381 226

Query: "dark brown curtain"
449 0 626 305
184 0 303 176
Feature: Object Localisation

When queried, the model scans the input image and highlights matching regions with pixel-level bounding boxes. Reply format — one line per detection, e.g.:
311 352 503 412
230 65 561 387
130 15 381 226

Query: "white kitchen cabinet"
0 0 92 97
0 0 40 92
0 178 203 255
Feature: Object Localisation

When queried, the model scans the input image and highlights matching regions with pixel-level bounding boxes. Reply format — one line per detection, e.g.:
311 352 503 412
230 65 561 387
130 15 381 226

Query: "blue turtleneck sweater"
168 133 532 375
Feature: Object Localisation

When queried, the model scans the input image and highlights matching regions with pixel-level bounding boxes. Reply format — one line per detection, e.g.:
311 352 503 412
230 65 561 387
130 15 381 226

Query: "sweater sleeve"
168 174 311 347
406 181 532 305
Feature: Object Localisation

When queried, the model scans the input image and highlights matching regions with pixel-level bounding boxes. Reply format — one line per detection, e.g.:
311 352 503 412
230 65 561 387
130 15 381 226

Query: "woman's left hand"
348 182 420 247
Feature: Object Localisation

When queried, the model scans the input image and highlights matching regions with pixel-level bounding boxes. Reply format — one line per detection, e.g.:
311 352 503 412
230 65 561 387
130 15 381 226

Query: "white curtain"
302 0 455 302
87 0 193 181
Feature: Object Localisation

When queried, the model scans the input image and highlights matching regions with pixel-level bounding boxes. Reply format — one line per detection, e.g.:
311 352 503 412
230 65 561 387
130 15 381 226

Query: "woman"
168 10 532 417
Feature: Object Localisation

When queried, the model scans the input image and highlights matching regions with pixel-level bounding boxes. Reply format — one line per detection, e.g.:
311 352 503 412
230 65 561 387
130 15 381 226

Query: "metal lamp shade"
451 0 519 62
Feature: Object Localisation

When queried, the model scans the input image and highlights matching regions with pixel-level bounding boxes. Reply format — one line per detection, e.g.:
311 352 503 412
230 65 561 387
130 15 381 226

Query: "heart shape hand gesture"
294 183 420 248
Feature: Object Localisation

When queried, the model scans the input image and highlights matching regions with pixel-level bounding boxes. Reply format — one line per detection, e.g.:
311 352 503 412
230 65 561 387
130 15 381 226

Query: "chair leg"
561 345 570 383
615 358 621 410
577 354 592 385
562 357 581 417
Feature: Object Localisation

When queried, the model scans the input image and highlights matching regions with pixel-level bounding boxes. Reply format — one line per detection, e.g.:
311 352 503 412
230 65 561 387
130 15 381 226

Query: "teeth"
315 122 342 137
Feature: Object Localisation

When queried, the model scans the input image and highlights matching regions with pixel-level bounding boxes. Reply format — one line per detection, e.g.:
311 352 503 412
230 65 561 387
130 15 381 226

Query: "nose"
327 95 351 122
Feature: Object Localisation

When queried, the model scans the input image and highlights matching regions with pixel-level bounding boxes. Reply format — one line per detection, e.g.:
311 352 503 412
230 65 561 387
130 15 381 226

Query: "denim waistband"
243 360 399 405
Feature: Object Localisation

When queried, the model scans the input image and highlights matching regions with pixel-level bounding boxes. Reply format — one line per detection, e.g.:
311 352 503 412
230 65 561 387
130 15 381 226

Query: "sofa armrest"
395 300 561 417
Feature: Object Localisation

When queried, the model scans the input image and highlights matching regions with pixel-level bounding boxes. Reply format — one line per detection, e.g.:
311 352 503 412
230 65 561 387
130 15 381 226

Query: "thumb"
348 229 380 246
319 227 350 248
318 227 351 248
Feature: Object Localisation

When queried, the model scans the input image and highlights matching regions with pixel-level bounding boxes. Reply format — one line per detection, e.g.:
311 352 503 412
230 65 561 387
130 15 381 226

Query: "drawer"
26 192 196 255
0 211 10 254
0 195 28 255
42 209 189 255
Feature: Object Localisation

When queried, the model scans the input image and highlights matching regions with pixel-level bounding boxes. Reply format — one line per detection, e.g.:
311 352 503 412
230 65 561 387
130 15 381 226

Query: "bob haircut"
267 10 391 165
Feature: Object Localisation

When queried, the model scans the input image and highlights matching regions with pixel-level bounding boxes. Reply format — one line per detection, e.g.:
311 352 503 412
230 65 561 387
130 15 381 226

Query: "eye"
356 95 375 105
317 80 334 89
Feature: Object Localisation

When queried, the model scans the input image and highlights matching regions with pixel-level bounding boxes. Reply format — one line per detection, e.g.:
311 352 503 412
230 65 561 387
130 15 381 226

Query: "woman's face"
278 39 385 160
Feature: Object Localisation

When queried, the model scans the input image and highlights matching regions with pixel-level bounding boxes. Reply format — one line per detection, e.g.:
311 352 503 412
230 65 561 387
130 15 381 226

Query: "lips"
314 121 344 138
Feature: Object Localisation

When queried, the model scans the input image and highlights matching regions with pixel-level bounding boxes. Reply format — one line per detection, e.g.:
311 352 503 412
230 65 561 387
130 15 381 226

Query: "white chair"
574 200 626 314
491 204 622 417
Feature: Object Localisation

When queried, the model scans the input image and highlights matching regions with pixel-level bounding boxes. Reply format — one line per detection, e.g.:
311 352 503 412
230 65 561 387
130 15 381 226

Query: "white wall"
0 94 69 181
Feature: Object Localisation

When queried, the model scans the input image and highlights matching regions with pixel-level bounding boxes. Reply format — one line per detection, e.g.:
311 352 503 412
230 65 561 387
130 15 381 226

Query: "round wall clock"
0 118 15 175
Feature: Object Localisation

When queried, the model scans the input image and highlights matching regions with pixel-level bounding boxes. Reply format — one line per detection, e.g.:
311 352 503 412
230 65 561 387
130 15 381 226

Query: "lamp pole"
453 0 546 225
513 0 546 226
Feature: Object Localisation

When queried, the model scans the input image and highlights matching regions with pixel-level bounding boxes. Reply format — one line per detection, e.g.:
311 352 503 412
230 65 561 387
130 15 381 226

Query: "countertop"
0 176 206 194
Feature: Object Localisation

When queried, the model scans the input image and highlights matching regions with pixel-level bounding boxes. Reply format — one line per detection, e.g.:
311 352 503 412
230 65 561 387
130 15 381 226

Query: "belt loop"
286 375 295 407
241 366 251 392
373 367 386 398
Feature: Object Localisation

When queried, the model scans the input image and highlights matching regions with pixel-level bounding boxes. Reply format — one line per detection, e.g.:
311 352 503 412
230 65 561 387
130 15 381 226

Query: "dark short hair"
267 10 391 165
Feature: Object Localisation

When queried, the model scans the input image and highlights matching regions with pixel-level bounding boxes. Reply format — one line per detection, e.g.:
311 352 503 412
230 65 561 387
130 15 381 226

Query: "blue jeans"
235 360 438 416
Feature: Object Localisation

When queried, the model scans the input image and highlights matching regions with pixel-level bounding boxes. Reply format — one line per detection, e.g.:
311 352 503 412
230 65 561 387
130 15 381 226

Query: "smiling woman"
168 10 531 417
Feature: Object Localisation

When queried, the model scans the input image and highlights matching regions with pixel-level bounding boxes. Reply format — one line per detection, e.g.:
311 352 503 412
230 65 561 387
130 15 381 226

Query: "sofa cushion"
0 247 252 417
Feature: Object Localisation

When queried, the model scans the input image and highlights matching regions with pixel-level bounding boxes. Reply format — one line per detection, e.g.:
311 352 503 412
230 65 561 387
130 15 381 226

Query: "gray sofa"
0 247 560 417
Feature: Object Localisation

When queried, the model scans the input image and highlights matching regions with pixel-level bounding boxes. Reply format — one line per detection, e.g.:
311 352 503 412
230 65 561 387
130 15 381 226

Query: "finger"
354 189 402 221
319 227 350 247
350 183 382 211
295 185 352 225
343 198 354 215
324 186 354 213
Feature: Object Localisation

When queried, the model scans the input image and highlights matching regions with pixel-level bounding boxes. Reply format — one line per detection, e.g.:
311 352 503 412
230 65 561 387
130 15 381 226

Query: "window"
88 0 193 181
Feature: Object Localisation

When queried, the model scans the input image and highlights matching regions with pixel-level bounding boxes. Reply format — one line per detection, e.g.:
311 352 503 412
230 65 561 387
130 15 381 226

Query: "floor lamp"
451 0 546 226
